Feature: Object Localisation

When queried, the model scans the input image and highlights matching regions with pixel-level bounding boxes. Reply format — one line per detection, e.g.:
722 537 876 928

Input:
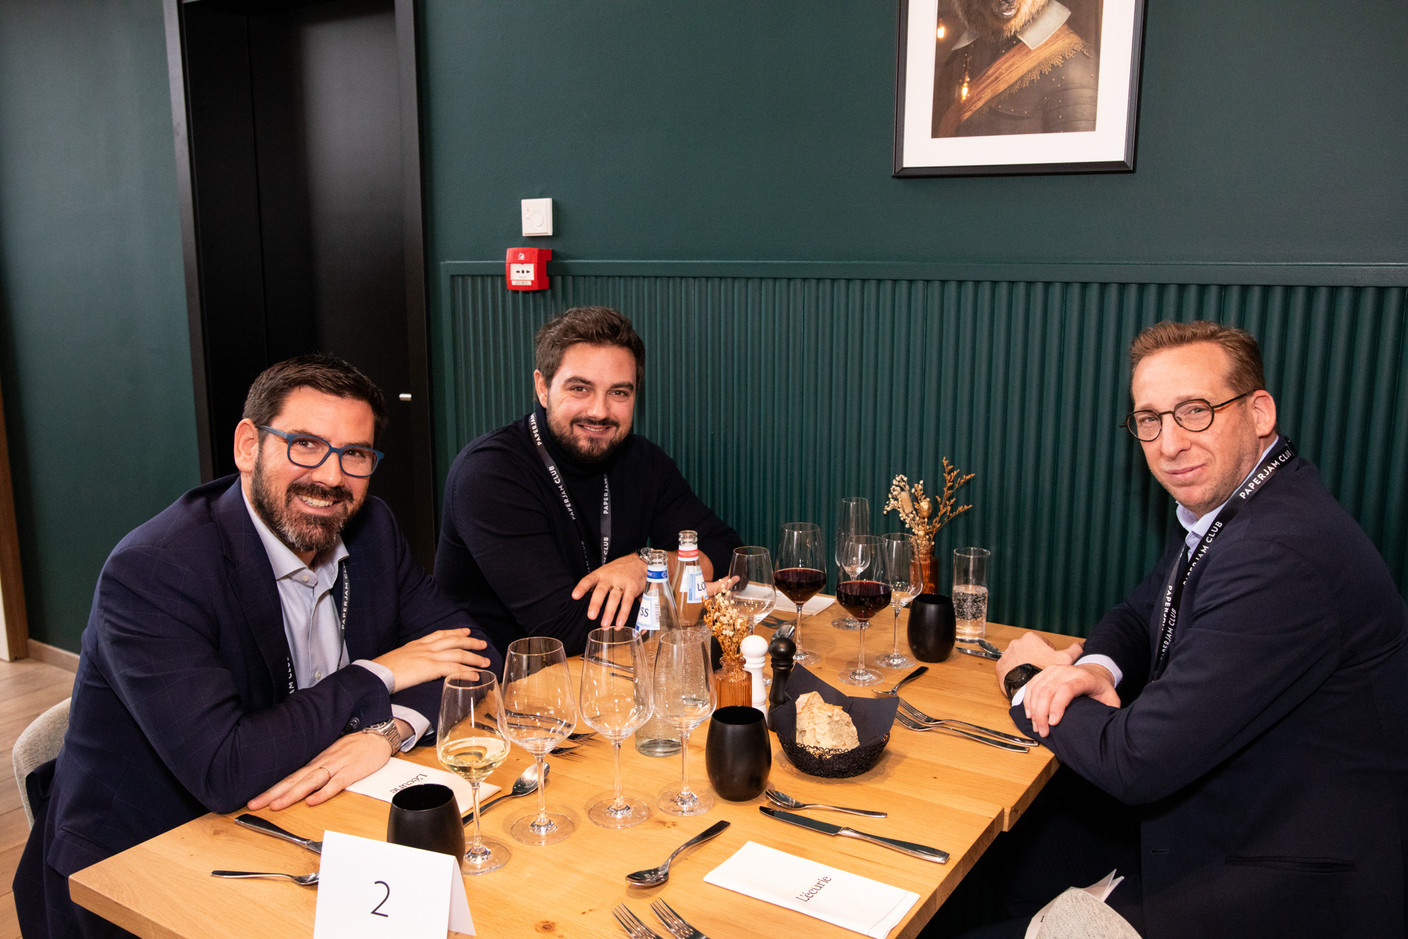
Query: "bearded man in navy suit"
16 354 499 938
991 321 1408 938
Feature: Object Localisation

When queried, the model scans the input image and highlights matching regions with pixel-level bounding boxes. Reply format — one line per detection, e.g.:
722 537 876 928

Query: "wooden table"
70 614 1061 938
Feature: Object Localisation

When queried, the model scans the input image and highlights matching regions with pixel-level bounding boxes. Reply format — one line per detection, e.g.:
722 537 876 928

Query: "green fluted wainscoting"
437 265 1407 637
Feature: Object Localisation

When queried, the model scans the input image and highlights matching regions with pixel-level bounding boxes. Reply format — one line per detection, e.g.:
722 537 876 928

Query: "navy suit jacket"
16 476 500 937
1011 451 1408 937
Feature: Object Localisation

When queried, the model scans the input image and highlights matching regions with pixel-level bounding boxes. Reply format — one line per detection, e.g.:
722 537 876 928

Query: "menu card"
346 756 498 815
705 841 918 937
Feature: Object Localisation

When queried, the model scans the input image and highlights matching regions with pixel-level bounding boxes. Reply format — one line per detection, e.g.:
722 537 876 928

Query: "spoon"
625 819 730 886
211 869 319 886
875 665 928 697
461 762 548 823
763 787 887 818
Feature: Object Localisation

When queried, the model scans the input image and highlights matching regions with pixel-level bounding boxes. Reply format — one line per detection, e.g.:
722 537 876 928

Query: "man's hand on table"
247 718 411 811
573 554 650 627
995 632 1086 686
371 627 493 690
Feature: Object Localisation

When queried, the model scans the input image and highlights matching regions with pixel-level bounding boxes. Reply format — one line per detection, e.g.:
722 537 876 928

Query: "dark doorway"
165 0 436 568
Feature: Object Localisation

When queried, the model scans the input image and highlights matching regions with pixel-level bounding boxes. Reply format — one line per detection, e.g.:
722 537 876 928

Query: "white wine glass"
437 670 511 874
499 637 577 845
654 627 716 816
579 626 653 828
832 496 870 629
728 546 776 631
876 533 921 669
837 534 889 686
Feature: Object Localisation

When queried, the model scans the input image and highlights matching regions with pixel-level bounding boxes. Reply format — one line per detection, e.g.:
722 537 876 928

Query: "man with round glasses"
17 354 500 938
987 321 1408 937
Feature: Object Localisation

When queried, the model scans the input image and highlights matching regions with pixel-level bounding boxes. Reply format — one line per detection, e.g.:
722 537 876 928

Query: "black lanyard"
1152 439 1297 677
528 411 611 569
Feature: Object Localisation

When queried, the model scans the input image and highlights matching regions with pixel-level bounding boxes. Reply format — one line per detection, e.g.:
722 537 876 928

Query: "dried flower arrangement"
883 458 975 590
702 593 752 657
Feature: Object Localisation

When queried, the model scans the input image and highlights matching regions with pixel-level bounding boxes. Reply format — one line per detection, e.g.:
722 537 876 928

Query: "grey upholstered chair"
12 696 70 828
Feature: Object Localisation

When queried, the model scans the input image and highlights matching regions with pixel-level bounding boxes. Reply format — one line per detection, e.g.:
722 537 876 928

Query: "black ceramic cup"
386 783 466 860
907 593 957 663
705 706 772 801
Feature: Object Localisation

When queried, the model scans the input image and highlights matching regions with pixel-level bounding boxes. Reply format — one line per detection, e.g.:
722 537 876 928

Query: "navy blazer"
16 476 499 937
1011 452 1408 937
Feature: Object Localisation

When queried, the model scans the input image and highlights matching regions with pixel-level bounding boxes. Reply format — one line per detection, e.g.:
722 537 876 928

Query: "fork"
613 904 665 938
651 898 710 939
894 712 1030 751
896 698 1039 746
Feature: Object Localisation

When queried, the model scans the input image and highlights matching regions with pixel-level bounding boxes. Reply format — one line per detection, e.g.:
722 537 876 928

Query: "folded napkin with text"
704 841 919 938
346 756 498 815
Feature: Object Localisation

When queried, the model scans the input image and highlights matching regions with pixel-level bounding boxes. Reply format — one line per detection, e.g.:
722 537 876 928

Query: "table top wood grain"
70 612 1061 938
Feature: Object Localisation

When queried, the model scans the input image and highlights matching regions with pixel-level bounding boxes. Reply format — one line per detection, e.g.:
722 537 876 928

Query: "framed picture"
894 0 1146 177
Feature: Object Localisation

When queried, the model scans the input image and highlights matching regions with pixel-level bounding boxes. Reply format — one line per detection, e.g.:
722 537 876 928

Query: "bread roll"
794 691 860 752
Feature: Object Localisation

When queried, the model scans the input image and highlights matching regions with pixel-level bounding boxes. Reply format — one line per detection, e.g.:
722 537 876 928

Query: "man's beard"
251 454 361 556
546 410 626 467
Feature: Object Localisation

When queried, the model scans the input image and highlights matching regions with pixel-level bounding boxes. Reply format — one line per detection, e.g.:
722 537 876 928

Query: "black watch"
1003 664 1042 701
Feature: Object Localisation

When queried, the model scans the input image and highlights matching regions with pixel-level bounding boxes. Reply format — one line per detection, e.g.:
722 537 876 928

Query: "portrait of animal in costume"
931 0 1099 138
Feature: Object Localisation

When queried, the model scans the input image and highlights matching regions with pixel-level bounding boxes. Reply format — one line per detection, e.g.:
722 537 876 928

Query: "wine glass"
875 533 921 669
579 626 653 828
654 626 716 816
728 546 776 631
832 496 871 629
776 522 825 665
437 670 511 873
499 637 577 845
837 534 889 686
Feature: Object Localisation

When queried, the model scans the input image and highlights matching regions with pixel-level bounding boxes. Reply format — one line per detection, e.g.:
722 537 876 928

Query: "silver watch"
361 718 402 751
637 547 653 565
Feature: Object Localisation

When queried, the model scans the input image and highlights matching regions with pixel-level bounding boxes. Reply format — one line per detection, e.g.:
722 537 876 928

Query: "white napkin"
346 756 499 815
793 594 836 616
704 841 919 938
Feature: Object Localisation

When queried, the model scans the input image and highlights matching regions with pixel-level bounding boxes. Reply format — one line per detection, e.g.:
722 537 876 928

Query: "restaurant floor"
0 654 75 939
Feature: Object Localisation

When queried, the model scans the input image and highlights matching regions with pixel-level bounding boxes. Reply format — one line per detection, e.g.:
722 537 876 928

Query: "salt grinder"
740 634 769 710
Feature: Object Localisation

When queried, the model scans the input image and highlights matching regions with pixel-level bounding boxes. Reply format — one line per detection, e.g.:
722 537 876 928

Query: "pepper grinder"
740 634 769 711
767 633 796 714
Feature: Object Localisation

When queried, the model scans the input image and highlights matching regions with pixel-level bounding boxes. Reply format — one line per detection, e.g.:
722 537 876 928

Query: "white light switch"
521 198 553 237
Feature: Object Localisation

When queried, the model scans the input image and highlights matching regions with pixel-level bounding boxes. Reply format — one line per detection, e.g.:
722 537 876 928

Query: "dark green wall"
0 0 195 651
418 1 1407 270
418 1 1408 636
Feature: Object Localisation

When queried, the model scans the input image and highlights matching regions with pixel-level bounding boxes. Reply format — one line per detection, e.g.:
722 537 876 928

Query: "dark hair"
1129 320 1266 394
534 306 645 390
242 353 388 440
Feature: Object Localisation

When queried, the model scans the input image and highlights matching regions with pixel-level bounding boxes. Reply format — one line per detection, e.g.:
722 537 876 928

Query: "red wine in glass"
836 580 891 620
775 567 826 604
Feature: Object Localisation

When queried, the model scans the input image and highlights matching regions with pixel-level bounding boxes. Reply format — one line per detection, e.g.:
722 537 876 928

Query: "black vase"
908 593 956 662
386 783 466 860
705 706 771 801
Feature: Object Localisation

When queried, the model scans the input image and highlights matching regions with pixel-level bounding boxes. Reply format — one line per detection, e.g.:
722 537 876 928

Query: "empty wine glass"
728 546 776 631
832 496 870 629
776 522 825 665
437 670 511 873
579 626 653 828
654 627 716 816
499 637 577 845
875 533 921 669
837 534 889 686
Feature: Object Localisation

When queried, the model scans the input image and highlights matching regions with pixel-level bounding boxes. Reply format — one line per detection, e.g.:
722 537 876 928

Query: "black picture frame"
894 0 1146 177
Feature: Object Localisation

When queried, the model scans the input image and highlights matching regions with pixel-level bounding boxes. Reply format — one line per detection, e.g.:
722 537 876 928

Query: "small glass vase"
714 651 752 709
916 536 937 593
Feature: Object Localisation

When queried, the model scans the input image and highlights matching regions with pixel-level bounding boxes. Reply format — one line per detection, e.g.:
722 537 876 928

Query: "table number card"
313 831 475 937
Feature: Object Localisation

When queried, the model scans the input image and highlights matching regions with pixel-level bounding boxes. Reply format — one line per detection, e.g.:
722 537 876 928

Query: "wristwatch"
637 547 654 565
1003 664 1042 701
360 718 403 752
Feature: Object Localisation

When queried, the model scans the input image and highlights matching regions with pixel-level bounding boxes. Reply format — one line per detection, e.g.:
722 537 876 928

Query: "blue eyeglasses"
259 426 384 477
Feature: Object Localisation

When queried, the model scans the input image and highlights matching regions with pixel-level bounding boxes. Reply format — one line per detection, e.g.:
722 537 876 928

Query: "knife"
955 646 1000 661
234 813 323 855
759 807 948 863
